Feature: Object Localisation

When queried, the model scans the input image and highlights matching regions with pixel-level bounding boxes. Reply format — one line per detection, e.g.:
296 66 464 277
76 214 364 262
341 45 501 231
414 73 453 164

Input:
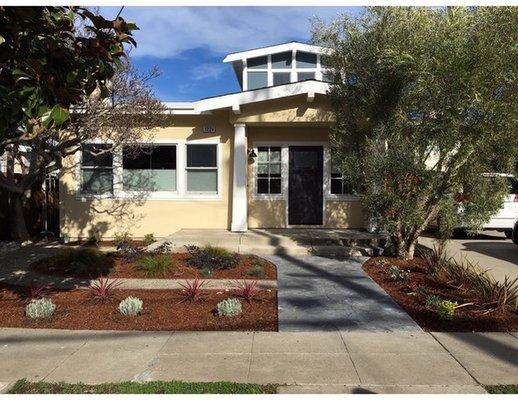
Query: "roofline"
223 41 330 63
162 80 330 114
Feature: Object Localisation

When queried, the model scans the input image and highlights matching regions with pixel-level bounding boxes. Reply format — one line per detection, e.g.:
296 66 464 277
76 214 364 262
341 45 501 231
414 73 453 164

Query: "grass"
134 253 175 277
484 385 518 394
8 379 277 394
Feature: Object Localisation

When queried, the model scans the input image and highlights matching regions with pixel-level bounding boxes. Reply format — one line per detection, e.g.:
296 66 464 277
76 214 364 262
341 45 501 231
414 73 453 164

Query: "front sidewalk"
1 328 516 394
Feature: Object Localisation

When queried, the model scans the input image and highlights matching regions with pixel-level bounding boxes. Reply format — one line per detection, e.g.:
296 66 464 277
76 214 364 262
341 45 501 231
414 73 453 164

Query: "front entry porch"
158 228 386 257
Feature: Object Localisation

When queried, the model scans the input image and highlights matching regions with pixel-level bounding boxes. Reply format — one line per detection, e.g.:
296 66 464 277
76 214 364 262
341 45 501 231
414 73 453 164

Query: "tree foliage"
0 7 165 241
313 7 518 259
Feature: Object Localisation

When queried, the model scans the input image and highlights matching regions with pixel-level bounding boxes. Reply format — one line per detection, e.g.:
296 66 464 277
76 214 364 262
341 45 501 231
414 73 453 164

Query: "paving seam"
41 340 88 382
245 332 255 383
428 332 483 387
135 332 174 381
338 331 363 384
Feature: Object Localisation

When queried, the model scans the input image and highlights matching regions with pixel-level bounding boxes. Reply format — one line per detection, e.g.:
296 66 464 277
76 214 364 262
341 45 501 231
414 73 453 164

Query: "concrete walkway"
1 328 517 393
269 254 420 332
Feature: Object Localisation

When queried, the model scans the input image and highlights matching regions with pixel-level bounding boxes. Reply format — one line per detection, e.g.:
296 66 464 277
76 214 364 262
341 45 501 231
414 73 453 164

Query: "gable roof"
223 41 329 63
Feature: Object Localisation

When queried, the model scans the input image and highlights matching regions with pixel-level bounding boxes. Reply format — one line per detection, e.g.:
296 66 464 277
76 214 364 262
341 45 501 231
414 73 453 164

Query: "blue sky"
102 7 363 101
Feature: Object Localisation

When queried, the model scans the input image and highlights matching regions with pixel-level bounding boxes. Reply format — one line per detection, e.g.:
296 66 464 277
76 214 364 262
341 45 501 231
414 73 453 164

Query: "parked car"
512 218 518 245
454 173 518 239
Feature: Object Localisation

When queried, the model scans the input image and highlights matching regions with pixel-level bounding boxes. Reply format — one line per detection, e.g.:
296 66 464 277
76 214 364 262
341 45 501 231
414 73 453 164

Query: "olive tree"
313 7 518 259
0 7 164 241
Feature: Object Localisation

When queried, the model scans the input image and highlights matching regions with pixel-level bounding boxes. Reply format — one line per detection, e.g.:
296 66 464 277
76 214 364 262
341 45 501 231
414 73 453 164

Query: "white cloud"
190 63 227 80
107 6 355 59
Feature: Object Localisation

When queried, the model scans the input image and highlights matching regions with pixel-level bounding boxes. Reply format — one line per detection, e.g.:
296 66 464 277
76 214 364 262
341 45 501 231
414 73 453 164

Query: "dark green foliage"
142 233 156 246
313 7 518 259
485 385 518 394
114 232 133 248
186 245 239 271
8 379 277 394
134 254 175 277
39 247 112 276
246 264 265 279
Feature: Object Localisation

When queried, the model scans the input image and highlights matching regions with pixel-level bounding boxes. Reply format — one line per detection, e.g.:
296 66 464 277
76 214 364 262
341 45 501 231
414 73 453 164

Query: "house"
60 41 365 240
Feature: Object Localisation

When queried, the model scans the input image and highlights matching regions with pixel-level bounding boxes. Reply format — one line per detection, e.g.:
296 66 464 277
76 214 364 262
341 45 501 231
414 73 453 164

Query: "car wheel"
504 230 513 239
513 227 518 246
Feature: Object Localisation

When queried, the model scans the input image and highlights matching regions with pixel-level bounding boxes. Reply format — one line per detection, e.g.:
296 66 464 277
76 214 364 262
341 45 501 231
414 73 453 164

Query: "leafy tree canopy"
313 7 518 259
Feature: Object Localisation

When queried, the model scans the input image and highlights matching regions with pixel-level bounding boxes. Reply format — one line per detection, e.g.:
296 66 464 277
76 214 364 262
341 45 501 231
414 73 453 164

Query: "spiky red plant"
88 277 122 302
235 280 258 303
179 278 207 301
29 283 48 300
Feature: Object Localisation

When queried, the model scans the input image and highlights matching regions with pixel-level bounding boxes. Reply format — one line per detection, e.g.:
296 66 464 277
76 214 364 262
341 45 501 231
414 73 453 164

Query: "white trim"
195 80 329 113
223 42 329 63
231 124 248 231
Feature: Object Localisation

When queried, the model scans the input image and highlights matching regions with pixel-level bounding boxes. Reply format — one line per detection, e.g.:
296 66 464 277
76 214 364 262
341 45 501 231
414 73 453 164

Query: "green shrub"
134 254 174 277
439 258 518 312
388 266 409 283
26 298 56 319
419 241 451 276
424 294 442 308
186 245 239 271
201 268 213 278
119 296 143 316
414 285 427 296
142 233 156 246
42 248 111 276
436 300 457 320
246 264 265 279
114 232 132 247
216 298 242 317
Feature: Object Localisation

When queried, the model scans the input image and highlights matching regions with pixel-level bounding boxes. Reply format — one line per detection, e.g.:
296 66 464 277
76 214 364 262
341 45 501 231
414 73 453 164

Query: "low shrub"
186 245 239 271
436 300 457 320
235 280 258 303
26 298 56 319
134 254 175 277
119 296 143 316
216 298 242 317
89 277 122 302
201 268 213 278
414 285 427 297
142 233 156 246
424 294 442 308
116 243 143 262
438 258 518 312
179 278 207 301
419 242 451 276
42 248 111 276
246 264 265 279
114 232 132 248
388 266 409 283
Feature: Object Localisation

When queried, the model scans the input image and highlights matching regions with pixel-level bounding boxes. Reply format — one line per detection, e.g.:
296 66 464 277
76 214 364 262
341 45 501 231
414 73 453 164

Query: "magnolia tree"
313 7 518 259
0 7 165 241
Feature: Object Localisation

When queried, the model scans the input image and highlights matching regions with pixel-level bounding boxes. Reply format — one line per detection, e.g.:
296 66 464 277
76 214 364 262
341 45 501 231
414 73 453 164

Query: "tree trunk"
7 192 30 242
394 236 418 260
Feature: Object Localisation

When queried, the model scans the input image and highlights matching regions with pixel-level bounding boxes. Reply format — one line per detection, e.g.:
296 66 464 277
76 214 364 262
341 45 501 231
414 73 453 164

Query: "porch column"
231 123 248 232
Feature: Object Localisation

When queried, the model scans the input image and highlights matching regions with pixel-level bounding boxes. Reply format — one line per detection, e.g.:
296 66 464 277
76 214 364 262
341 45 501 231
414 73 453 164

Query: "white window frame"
253 145 285 200
324 147 359 201
184 141 221 199
119 141 180 199
76 140 115 200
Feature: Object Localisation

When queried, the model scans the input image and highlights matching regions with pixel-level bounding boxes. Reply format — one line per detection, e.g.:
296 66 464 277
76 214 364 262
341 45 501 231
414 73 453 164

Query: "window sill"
76 192 222 201
252 194 285 201
325 194 360 201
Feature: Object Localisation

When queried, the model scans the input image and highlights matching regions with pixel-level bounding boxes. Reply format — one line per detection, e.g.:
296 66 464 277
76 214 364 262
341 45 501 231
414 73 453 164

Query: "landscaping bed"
31 246 276 280
363 256 518 331
0 283 277 331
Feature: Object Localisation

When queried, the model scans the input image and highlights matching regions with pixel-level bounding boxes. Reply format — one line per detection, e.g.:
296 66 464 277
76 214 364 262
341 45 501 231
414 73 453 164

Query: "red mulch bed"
32 252 276 280
0 283 277 331
363 257 518 332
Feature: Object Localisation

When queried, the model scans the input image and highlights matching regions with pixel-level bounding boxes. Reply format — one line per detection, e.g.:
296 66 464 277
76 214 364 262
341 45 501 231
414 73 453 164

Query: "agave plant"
179 278 207 301
88 277 122 302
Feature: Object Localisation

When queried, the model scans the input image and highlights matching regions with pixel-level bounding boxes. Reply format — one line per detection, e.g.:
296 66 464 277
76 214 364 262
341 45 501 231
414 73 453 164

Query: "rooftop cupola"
223 41 332 91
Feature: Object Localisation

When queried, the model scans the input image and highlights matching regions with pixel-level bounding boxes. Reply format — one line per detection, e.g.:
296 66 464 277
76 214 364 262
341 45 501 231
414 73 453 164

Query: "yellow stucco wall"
60 96 365 240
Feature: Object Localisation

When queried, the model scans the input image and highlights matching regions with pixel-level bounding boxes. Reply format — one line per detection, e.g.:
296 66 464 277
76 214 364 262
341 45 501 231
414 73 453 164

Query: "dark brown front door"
288 146 323 225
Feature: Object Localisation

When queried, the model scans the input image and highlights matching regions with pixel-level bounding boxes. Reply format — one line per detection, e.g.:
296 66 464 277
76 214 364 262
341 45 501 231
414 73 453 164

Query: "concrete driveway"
419 230 518 282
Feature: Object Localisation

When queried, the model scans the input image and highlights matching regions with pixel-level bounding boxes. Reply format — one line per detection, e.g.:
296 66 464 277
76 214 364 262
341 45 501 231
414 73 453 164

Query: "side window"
122 145 177 192
81 144 113 195
186 144 218 193
256 147 282 194
330 162 351 195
